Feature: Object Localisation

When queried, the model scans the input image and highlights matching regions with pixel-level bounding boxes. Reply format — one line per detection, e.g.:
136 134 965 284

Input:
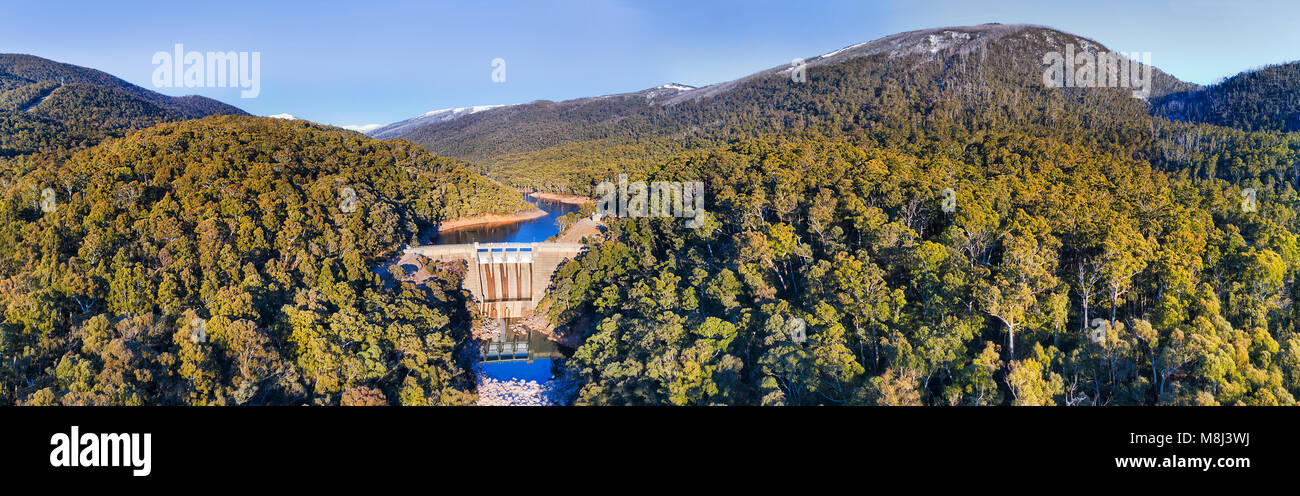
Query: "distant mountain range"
6 24 1298 181
365 23 1224 190
0 54 245 118
0 53 245 156
363 84 702 141
372 25 1300 175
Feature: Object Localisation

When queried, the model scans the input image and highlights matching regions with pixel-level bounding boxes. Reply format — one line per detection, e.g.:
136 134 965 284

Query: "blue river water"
423 196 578 401
477 359 556 382
428 196 579 245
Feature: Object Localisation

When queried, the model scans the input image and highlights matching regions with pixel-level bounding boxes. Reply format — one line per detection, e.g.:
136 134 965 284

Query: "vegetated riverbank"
529 191 595 205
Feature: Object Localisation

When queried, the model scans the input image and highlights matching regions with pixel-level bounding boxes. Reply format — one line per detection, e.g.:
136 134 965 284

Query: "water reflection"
423 197 579 245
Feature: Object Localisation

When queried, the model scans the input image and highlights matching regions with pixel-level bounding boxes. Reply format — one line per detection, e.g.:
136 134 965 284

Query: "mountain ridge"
0 54 246 157
1153 60 1300 132
366 83 702 140
376 23 1205 191
0 53 246 118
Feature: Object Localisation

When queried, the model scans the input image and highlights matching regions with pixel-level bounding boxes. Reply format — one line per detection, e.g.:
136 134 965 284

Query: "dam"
403 242 585 361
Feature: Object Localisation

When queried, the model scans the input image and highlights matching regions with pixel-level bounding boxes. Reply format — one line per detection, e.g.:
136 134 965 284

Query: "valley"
3 21 1300 407
13 1 1300 486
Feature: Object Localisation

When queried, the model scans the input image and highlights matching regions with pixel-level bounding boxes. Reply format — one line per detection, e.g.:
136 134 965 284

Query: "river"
424 196 579 245
422 195 579 405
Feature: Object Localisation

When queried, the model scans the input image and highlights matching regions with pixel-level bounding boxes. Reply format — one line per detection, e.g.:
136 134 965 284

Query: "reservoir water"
426 196 579 245
426 195 578 404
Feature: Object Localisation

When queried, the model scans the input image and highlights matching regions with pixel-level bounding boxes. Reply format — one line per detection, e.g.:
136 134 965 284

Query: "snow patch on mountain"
666 24 1042 105
639 83 696 100
419 104 503 118
267 113 296 120
340 123 382 133
925 32 971 54
819 41 870 59
368 104 505 139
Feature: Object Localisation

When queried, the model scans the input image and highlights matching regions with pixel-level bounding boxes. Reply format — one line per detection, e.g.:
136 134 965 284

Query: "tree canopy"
0 116 531 405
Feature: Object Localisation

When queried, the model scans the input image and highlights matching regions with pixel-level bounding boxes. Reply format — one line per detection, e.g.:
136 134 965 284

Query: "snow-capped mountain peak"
340 123 382 133
636 83 696 101
419 105 504 118
368 104 506 139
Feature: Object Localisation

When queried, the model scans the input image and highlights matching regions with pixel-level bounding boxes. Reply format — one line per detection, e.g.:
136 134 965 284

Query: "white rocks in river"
475 375 577 406
473 360 574 407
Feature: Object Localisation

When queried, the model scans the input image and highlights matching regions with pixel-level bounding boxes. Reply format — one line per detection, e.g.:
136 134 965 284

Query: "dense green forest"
467 25 1300 406
0 116 531 405
546 131 1300 405
1154 61 1300 133
4 24 1300 406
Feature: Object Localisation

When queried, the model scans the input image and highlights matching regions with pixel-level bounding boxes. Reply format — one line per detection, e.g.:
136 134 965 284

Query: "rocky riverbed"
474 359 578 406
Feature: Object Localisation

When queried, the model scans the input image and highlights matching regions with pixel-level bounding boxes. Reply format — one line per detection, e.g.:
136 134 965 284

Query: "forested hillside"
0 54 246 157
1154 61 1300 133
546 131 1300 406
0 116 531 405
395 84 693 179
3 23 1299 407
393 24 1197 192
480 25 1300 406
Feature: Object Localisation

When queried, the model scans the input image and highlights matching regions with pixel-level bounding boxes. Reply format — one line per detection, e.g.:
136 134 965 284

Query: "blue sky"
3 0 1297 128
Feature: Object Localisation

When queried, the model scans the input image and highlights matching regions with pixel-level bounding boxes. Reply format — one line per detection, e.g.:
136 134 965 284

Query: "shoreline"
435 207 548 233
529 192 596 205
